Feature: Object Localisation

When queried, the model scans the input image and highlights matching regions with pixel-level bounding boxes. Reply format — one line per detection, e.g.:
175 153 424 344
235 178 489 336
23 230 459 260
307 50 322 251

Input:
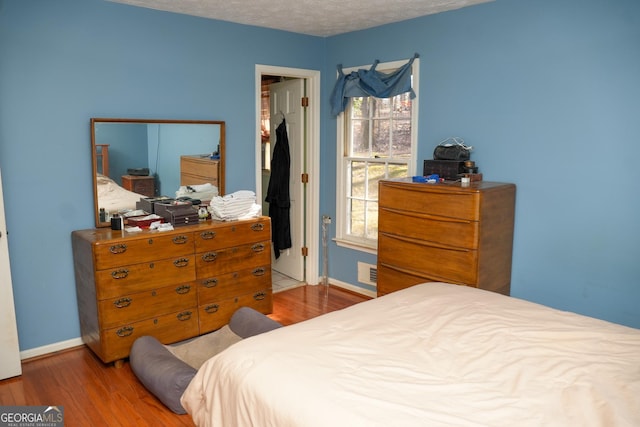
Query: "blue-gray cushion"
130 307 282 414
130 336 196 414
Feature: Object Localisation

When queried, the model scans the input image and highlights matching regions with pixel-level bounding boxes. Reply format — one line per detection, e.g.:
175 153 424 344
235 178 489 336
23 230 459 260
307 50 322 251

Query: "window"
336 59 419 251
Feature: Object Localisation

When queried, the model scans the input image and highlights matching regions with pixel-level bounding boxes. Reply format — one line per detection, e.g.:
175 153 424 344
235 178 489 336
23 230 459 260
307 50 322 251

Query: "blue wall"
1 0 638 353
325 0 640 327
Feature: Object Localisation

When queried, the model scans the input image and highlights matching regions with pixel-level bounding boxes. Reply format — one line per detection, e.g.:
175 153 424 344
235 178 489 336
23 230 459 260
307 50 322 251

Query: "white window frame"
335 58 419 253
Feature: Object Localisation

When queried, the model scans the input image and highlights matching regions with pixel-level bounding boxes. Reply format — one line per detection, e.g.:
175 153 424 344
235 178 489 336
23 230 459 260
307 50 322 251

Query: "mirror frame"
91 118 226 228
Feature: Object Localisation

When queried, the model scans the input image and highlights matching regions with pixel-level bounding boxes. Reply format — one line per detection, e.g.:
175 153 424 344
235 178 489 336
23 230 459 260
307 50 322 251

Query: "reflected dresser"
377 180 515 297
72 217 272 366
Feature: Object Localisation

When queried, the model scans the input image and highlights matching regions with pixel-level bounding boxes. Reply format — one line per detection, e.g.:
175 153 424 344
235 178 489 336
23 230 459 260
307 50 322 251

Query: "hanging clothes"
265 118 292 259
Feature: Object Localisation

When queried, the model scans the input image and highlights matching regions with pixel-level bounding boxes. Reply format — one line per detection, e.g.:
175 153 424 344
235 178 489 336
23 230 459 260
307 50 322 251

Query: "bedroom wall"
0 0 324 353
324 0 640 328
1 0 638 356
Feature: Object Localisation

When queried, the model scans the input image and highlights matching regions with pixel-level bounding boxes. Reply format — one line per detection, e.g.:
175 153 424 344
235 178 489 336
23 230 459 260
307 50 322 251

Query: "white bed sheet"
181 283 640 427
96 174 145 213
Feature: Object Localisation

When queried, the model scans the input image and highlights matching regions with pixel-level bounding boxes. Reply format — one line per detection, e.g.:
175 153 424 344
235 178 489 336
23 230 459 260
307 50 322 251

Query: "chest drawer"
195 220 271 252
198 265 271 304
378 233 478 284
196 241 270 278
199 290 272 334
101 309 198 363
99 283 197 328
94 233 194 270
378 207 479 249
95 255 196 299
379 181 480 220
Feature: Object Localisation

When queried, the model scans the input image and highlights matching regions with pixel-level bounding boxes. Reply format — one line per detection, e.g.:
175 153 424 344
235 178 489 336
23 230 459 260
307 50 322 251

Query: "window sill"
334 237 377 255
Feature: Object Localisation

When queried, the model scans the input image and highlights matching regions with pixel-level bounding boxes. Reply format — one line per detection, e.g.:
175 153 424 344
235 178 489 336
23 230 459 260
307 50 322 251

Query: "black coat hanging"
265 118 292 259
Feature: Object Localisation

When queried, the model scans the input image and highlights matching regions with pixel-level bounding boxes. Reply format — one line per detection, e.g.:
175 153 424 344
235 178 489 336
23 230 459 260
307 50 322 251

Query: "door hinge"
301 97 309 107
301 246 308 257
301 173 309 183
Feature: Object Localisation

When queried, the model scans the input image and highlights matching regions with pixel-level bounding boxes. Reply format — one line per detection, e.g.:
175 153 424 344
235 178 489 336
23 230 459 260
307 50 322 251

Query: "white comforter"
181 283 640 427
96 174 144 213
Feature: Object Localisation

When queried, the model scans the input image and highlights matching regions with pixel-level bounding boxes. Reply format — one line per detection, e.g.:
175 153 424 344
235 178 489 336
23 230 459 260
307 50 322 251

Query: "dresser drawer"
198 290 272 334
94 233 194 270
196 241 270 278
379 181 480 220
378 207 479 248
99 283 197 328
378 233 478 285
95 256 196 300
197 265 271 303
101 309 199 363
195 219 271 252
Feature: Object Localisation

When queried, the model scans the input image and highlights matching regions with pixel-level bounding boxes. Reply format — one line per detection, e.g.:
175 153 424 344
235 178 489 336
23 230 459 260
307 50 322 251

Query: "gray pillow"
129 307 282 414
130 336 196 414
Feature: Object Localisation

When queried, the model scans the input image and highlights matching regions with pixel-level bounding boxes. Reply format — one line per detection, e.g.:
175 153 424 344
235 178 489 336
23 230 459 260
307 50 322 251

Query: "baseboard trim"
20 337 84 361
312 277 377 299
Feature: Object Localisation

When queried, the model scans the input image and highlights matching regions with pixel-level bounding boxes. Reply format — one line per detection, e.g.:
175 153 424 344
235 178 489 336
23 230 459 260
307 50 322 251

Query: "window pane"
350 199 365 237
388 163 408 180
351 97 369 119
372 98 392 118
351 120 369 157
367 163 386 199
350 161 366 198
391 119 412 157
365 201 379 239
372 119 389 157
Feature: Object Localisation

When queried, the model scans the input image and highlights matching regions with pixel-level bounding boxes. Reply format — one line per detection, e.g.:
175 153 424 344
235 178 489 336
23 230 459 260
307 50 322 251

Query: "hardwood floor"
0 285 370 426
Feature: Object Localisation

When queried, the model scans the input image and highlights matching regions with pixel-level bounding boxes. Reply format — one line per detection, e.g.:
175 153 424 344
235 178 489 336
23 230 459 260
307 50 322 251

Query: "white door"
0 168 22 379
268 79 306 281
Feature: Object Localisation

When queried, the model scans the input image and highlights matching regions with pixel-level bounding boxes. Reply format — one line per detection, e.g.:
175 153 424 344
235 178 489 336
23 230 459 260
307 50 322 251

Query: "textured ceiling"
107 0 493 37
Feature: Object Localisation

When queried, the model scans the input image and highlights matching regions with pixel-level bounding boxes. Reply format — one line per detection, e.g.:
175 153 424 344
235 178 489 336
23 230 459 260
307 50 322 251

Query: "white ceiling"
107 0 493 37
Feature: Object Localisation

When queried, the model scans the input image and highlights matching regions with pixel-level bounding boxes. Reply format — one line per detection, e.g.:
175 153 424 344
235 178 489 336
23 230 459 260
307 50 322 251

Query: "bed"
96 173 146 214
181 282 640 427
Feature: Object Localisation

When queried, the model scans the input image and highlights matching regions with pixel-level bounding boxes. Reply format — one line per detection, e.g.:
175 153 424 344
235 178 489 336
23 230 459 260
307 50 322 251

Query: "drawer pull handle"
252 267 266 276
109 244 127 254
200 231 216 240
172 235 189 245
111 269 129 279
113 297 132 308
202 278 218 288
116 326 134 337
252 243 265 253
173 258 189 267
254 291 267 301
204 304 219 314
251 223 264 231
175 284 191 294
202 252 217 262
177 311 192 321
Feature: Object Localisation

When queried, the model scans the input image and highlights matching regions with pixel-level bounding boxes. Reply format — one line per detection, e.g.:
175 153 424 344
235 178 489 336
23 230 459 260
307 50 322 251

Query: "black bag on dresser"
433 137 472 161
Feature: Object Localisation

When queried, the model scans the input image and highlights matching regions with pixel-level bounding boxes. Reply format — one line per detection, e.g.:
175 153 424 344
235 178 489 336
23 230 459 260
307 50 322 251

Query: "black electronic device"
127 167 150 176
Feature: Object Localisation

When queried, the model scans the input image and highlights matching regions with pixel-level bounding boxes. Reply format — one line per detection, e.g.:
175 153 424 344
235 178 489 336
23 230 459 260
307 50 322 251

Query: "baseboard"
314 277 377 299
20 337 84 361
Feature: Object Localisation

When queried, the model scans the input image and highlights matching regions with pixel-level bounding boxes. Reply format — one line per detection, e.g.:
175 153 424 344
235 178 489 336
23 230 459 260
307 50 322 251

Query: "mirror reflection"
91 118 225 228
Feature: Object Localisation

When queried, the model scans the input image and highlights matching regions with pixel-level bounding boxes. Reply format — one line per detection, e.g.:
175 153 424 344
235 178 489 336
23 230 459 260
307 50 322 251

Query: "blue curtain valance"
330 53 419 116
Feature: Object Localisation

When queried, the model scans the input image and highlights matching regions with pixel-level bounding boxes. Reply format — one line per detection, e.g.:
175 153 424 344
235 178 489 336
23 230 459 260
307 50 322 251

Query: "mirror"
91 118 225 228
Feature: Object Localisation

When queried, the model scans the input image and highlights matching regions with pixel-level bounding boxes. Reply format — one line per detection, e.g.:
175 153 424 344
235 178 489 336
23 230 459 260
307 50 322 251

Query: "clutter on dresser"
208 190 261 221
422 137 483 181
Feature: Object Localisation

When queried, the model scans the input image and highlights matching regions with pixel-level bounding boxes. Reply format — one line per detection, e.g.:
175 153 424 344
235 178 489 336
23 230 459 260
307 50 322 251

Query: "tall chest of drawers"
72 217 272 365
377 180 515 297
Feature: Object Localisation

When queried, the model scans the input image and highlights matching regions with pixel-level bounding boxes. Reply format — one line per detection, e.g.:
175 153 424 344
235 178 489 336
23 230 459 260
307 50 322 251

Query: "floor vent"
357 262 377 286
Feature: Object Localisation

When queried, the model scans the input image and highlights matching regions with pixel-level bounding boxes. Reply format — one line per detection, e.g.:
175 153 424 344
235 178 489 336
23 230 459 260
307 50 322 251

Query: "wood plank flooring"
0 285 370 427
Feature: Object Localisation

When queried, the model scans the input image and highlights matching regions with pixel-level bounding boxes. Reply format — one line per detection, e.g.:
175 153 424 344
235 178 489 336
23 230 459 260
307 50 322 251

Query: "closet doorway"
255 65 321 287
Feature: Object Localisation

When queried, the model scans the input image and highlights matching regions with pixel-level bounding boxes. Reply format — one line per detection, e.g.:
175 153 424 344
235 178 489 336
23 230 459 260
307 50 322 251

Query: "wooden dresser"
72 217 272 365
121 175 155 197
377 180 515 297
180 155 219 187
